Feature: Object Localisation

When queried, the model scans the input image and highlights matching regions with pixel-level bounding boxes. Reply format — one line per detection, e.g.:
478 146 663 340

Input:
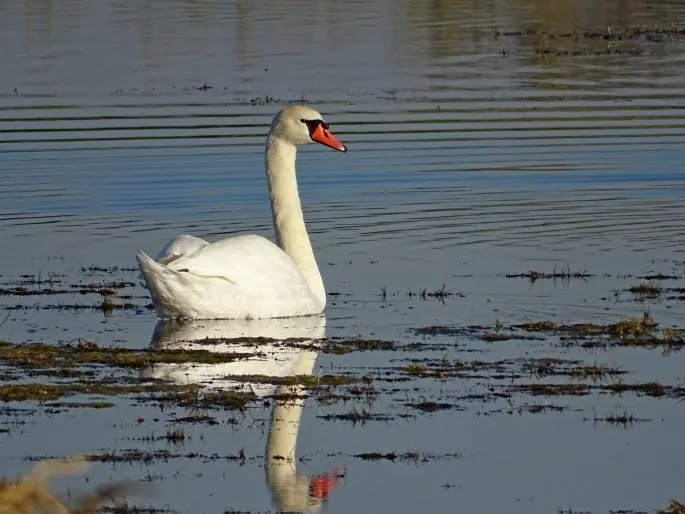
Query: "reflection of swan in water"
144 316 326 396
142 316 342 512
266 347 343 512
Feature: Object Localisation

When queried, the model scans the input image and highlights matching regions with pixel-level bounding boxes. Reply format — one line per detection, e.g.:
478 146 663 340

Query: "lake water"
1 1 685 513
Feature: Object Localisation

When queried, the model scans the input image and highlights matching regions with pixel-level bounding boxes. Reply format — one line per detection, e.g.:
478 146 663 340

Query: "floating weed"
584 409 649 428
182 389 256 412
403 364 428 377
510 380 685 399
628 281 663 298
602 381 671 398
481 331 513 342
378 285 387 300
323 338 394 354
518 321 558 332
520 403 572 415
81 265 137 274
0 341 259 370
411 325 466 336
505 266 593 283
425 284 451 300
508 313 685 351
405 401 458 413
163 426 188 446
129 427 188 447
523 359 625 382
664 328 685 342
493 26 685 42
406 285 463 302
567 363 626 382
79 449 247 465
214 373 358 388
87 449 176 464
510 383 589 396
354 452 399 461
44 401 115 409
168 414 218 425
353 451 462 462
605 410 638 427
0 382 187 403
318 406 391 425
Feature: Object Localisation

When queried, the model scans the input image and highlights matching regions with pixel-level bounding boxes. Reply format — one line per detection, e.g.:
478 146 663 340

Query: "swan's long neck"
265 136 325 308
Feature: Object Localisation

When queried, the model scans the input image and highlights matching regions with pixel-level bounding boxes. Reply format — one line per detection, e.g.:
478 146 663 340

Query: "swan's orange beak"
310 123 347 153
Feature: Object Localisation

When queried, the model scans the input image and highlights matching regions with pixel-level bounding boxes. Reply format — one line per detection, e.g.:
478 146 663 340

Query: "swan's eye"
301 119 328 133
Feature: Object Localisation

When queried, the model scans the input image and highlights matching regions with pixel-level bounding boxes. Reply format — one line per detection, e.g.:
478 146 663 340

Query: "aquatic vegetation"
318 406 392 425
628 281 663 298
404 400 458 413
584 410 649 428
505 266 593 283
0 341 261 370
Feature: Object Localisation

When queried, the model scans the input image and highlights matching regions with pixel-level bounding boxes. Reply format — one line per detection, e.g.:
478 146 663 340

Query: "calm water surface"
1 1 685 513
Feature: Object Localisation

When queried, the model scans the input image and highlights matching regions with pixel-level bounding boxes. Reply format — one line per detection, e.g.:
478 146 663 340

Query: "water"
1 1 685 512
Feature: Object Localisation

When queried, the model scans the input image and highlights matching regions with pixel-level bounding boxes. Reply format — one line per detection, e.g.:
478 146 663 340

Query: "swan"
136 105 347 319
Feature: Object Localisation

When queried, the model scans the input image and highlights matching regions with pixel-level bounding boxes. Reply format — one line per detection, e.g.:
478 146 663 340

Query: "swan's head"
269 105 347 153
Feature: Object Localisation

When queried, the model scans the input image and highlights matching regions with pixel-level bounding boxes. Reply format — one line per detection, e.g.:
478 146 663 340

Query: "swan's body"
137 105 347 319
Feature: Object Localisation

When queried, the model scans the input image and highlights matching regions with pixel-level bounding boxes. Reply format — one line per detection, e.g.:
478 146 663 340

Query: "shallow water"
2 1 685 513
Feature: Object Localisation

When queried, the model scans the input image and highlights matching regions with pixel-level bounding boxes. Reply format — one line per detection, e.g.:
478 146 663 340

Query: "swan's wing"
155 234 209 264
166 234 309 290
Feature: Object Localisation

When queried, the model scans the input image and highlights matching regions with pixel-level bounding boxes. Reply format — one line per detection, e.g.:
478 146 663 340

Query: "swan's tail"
136 250 168 311
136 249 165 276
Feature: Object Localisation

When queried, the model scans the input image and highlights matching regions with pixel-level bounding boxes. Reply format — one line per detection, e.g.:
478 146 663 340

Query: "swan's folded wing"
155 234 209 264
164 234 310 291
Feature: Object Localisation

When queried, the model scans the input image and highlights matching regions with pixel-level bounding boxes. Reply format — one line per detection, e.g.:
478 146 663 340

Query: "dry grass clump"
0 457 130 514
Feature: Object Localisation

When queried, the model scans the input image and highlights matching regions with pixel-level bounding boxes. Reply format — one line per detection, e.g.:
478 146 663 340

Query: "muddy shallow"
2 0 685 513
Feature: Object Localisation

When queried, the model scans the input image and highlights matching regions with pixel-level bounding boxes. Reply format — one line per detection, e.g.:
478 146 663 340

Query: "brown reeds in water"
0 457 131 514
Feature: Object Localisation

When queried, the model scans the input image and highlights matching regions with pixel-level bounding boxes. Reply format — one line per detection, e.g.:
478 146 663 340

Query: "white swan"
136 105 347 320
